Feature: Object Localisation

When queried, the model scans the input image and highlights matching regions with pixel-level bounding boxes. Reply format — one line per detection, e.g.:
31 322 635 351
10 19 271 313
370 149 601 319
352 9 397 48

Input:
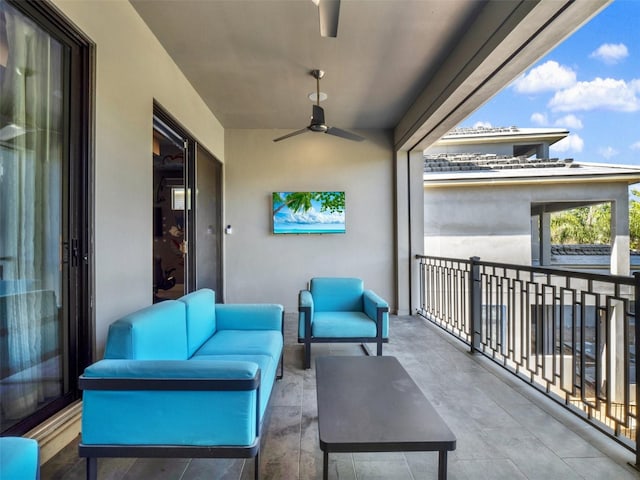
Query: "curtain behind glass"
0 1 63 428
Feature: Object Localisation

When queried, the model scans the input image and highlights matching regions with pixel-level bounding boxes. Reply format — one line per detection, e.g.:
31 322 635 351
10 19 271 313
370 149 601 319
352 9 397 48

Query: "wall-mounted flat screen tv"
272 191 346 234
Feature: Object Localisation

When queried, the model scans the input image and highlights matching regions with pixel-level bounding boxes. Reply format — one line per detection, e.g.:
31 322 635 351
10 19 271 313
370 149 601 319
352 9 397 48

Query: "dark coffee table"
315 356 456 480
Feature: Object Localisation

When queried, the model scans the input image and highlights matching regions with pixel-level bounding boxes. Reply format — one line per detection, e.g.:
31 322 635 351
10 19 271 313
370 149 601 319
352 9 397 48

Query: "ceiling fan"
312 0 340 38
273 70 364 143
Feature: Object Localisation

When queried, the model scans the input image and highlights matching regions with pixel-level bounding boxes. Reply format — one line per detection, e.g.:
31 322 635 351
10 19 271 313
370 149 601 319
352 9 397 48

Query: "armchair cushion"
0 437 39 480
310 277 363 311
312 311 378 338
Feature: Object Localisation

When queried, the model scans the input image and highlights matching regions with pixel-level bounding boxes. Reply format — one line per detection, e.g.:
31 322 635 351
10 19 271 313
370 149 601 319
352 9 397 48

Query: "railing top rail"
415 254 472 265
416 254 634 285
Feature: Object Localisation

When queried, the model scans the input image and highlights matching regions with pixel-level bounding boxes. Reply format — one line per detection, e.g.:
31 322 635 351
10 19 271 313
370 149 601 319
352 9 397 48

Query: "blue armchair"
0 437 40 479
298 277 389 369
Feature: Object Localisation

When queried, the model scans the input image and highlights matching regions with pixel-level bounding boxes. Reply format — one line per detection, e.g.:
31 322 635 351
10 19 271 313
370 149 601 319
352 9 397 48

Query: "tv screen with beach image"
272 192 346 234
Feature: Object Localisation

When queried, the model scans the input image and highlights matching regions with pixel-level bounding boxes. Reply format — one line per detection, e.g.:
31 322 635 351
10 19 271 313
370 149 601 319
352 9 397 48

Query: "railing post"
634 272 640 468
469 256 481 354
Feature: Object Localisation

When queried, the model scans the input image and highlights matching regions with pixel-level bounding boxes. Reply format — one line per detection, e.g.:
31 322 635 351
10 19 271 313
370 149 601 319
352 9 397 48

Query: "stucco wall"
52 0 225 355
224 129 395 312
424 181 628 265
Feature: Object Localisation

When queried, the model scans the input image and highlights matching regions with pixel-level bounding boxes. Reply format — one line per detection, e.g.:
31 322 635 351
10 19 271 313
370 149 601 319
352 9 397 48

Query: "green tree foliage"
630 190 640 250
550 203 611 245
550 191 640 249
273 192 345 216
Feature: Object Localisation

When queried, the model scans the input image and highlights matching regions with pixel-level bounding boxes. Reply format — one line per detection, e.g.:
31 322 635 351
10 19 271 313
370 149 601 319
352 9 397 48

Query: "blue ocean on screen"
272 192 346 234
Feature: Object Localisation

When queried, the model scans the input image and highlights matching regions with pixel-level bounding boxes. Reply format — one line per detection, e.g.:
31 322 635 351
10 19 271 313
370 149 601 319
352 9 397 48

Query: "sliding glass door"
0 0 91 434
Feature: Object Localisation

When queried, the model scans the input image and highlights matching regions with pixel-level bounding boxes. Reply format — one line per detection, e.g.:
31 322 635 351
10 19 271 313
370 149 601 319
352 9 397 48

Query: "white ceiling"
130 0 609 147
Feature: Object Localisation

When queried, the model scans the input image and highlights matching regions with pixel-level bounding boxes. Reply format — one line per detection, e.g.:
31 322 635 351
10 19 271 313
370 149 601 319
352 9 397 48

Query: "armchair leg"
377 341 383 356
86 457 97 480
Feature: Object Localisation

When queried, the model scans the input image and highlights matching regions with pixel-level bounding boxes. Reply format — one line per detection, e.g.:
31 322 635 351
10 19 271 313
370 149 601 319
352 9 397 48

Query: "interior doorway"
152 105 224 303
152 114 188 302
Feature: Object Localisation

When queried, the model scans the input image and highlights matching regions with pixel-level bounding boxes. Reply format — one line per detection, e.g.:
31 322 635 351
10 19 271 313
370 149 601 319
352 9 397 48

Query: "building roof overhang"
424 162 640 188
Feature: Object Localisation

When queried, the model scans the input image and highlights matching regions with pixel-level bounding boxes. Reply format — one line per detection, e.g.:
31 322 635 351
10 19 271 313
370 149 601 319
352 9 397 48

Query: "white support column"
409 150 425 316
609 194 630 403
394 149 425 316
541 210 552 266
611 194 630 276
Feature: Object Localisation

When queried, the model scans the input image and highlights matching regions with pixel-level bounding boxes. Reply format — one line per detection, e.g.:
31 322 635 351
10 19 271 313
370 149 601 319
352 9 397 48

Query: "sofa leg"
277 352 284 380
254 451 260 480
86 457 97 480
377 341 383 356
304 343 311 369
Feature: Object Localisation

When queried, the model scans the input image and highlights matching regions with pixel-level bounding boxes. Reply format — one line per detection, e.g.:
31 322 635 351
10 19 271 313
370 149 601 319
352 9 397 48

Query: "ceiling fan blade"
273 128 309 142
318 0 340 38
326 126 365 142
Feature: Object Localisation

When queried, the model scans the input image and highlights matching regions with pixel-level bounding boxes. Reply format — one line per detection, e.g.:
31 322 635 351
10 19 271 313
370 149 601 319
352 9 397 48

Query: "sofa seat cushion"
192 354 276 420
311 311 378 338
194 330 283 361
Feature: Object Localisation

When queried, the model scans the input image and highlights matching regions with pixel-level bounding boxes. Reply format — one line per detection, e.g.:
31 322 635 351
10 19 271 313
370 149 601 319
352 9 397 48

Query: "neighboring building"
424 126 640 275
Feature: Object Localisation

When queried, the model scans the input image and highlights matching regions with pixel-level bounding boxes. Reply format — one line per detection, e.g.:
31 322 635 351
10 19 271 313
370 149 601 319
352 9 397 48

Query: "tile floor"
41 314 640 479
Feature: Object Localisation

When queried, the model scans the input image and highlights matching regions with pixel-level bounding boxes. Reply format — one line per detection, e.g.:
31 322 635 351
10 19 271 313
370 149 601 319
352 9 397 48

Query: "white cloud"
530 112 548 126
554 114 583 130
512 61 577 94
472 121 492 129
548 77 640 112
590 43 629 64
598 146 619 159
631 141 640 151
550 133 584 154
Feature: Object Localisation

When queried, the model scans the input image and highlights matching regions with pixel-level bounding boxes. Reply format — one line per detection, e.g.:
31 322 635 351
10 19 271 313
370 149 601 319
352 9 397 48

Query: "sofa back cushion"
310 277 364 312
179 288 216 357
104 300 188 360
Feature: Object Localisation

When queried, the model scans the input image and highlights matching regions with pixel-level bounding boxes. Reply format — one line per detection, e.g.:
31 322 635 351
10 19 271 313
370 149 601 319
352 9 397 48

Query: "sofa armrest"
363 290 390 338
215 304 283 331
80 359 262 446
80 359 260 388
298 290 314 339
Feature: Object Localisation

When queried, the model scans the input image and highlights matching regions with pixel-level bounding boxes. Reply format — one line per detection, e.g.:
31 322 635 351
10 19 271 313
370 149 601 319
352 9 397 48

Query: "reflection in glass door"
1 0 70 433
152 116 187 302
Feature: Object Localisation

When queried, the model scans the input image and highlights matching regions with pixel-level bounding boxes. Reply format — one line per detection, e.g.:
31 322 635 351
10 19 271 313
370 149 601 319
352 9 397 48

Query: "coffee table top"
315 356 456 452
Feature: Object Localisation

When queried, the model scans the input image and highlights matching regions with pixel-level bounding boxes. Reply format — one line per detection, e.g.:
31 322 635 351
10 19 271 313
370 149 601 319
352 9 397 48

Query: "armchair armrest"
298 290 314 339
215 303 284 331
363 290 390 338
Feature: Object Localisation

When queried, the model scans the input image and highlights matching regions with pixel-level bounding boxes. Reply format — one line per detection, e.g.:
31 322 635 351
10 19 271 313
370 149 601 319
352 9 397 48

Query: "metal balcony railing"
416 254 640 463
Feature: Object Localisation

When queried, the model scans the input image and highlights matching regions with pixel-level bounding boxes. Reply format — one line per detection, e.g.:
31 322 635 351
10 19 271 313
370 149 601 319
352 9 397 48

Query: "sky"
459 0 639 166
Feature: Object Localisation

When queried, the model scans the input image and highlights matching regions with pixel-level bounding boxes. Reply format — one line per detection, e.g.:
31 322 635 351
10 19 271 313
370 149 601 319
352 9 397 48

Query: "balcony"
42 309 637 479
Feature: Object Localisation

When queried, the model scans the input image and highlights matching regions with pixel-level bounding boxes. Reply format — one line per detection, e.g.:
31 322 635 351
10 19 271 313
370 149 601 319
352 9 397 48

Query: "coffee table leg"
438 450 447 480
323 451 329 480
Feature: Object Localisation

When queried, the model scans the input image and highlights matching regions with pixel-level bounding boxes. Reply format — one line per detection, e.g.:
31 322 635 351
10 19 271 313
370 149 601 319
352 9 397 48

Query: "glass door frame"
3 0 94 435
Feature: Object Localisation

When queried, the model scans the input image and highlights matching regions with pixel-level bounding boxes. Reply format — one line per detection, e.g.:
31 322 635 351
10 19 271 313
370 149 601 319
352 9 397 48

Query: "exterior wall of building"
424 181 629 267
52 0 225 355
225 129 395 312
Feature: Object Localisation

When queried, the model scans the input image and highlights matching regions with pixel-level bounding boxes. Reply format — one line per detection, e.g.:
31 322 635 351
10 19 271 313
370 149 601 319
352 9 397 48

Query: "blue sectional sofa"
298 277 389 369
78 289 284 480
